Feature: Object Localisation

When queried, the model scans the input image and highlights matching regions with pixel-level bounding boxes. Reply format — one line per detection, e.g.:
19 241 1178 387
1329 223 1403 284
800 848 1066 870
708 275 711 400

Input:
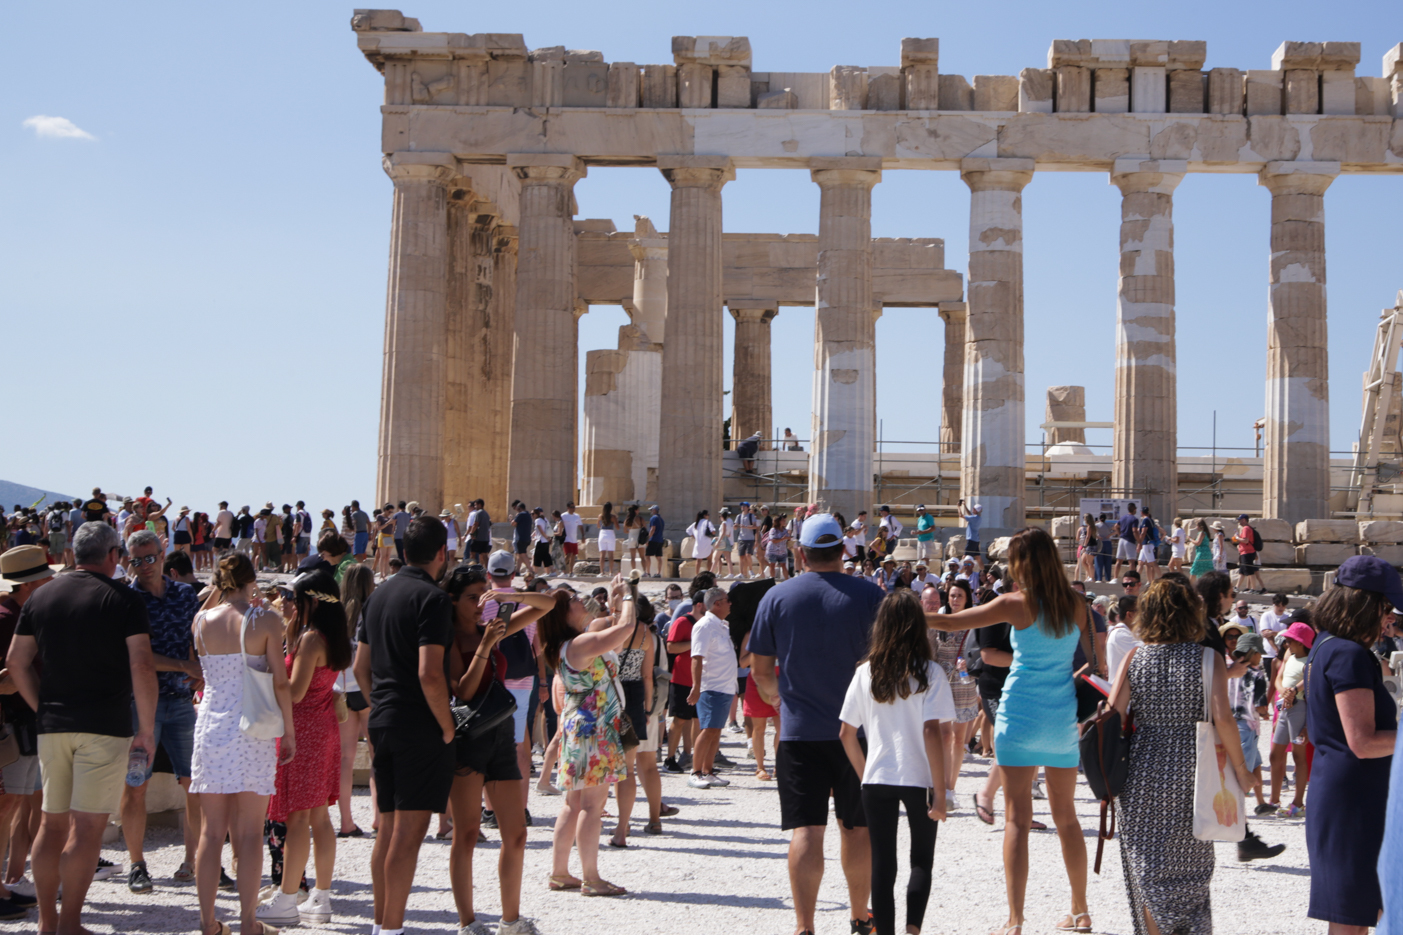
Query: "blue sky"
3 0 1400 514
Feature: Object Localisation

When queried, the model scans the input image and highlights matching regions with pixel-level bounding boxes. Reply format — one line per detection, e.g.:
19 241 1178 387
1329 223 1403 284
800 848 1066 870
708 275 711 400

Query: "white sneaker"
687 773 713 789
498 918 543 935
535 781 562 796
6 876 34 898
705 772 730 787
299 888 333 923
256 890 301 925
459 920 495 935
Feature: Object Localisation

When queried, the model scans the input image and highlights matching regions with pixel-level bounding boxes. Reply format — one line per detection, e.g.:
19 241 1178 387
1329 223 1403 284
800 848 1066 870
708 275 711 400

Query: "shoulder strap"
1077 604 1098 674
1201 645 1215 722
240 605 260 662
193 610 209 655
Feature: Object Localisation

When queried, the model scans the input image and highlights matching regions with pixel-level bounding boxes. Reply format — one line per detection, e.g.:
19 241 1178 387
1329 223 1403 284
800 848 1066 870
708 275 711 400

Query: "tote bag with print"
1192 645 1245 842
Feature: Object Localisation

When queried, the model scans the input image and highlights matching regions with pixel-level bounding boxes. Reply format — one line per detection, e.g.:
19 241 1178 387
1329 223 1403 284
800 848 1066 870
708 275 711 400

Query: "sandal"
203 925 233 935
1030 819 1048 831
973 794 995 826
548 874 582 891
435 828 453 840
336 826 364 838
756 768 772 781
659 804 679 817
990 927 1022 935
256 925 280 935
581 878 627 897
1055 912 1091 933
607 837 629 848
644 821 663 835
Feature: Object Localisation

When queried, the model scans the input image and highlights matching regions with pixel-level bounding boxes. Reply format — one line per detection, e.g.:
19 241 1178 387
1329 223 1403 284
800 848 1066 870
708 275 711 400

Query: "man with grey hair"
8 521 156 935
686 587 737 789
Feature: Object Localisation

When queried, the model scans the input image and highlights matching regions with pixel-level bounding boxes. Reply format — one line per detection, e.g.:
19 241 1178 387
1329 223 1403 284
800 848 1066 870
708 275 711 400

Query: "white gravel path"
70 725 1316 935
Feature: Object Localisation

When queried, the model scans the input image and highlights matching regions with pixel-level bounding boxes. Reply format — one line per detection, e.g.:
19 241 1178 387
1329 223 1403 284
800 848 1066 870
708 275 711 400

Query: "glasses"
1121 580 1136 587
129 554 160 567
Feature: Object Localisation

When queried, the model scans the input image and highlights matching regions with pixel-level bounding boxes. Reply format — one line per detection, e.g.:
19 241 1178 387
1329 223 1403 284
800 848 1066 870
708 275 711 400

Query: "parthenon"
355 8 1403 534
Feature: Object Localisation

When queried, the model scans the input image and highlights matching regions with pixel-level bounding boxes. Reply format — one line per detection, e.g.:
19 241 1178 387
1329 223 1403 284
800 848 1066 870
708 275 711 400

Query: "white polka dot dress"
190 650 278 796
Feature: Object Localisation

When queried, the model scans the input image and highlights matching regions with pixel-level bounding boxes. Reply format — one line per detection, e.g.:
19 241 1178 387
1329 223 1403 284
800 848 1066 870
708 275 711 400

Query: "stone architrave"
1260 161 1339 524
809 158 881 521
506 154 585 511
960 158 1034 534
938 303 966 454
377 153 455 513
656 156 734 524
1111 158 1185 521
730 302 777 452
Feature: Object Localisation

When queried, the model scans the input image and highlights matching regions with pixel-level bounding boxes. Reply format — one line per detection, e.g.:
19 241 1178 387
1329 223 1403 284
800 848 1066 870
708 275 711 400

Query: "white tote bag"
1191 646 1245 842
238 606 285 740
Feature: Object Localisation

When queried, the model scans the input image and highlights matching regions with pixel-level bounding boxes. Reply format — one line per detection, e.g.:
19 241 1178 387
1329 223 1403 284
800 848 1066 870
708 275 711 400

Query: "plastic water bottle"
125 750 148 787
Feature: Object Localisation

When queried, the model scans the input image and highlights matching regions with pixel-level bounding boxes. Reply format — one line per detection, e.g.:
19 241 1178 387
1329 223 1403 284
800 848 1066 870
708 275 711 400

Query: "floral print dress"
556 639 626 790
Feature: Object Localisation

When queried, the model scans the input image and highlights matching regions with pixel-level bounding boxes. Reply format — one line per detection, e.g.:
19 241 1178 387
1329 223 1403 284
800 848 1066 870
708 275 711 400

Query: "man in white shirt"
735 502 760 579
1257 593 1287 681
214 501 235 553
909 562 940 591
686 587 738 789
957 557 981 593
559 502 583 575
842 528 863 563
877 506 903 557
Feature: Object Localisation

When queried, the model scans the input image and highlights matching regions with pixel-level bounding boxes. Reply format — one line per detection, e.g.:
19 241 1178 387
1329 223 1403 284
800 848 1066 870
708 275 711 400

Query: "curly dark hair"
1137 578 1206 644
865 590 933 704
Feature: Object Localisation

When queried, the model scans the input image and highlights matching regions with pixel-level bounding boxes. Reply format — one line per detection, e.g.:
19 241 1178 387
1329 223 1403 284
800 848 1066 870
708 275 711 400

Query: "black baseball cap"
1335 555 1403 611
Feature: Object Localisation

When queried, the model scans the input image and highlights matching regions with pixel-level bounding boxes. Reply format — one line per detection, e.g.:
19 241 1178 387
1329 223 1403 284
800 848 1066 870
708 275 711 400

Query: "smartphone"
495 601 517 622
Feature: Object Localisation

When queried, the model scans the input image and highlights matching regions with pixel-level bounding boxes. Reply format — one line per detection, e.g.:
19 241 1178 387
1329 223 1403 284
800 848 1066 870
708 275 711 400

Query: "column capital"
493 224 518 254
658 155 735 189
938 301 967 324
727 301 778 323
1259 160 1340 196
810 157 882 188
1110 157 1186 195
382 151 456 185
960 157 1034 192
506 153 586 184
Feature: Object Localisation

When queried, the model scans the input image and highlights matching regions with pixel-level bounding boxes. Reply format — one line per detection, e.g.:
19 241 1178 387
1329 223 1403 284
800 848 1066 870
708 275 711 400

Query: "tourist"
644 505 665 578
119 529 204 894
970 581 1016 828
1232 514 1264 592
442 509 461 566
926 526 1093 935
687 510 717 573
736 429 763 473
1268 621 1315 815
929 581 980 791
463 499 490 561
1094 513 1115 582
736 502 759 579
913 504 937 563
1120 569 1142 596
1258 592 1289 683
958 499 983 570
560 503 583 575
1166 517 1186 573
539 579 636 897
6 521 157 935
1104 595 1140 681
531 507 555 575
629 596 674 833
1113 503 1140 580
876 505 902 558
783 427 802 451
354 516 456 935
686 588 737 788
1108 577 1259 935
1187 518 1213 580
388 501 410 563
839 589 952 935
1227 630 1272 813
257 569 353 927
748 513 885 935
739 627 780 781
175 505 197 557
336 564 376 838
515 501 537 575
483 550 540 813
592 501 616 576
318 529 356 584
762 514 791 580
663 578 712 773
1300 556 1399 933
715 507 736 578
1135 507 1160 582
605 587 660 846
375 507 395 577
263 507 284 571
1075 513 1097 583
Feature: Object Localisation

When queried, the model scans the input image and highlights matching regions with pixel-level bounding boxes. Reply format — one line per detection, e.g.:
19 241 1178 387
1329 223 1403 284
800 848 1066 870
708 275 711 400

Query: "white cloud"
22 115 96 141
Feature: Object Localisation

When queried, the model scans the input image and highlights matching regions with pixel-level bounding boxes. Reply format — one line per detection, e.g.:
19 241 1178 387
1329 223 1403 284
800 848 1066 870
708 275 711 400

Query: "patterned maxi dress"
930 628 980 723
1117 641 1214 935
555 639 626 791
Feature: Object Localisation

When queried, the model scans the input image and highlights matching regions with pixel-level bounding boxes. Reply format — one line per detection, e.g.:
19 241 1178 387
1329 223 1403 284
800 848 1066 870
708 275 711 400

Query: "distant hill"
0 480 79 511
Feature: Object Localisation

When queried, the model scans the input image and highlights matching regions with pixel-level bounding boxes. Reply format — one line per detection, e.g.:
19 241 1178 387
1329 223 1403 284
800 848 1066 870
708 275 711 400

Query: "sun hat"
1219 621 1248 639
1210 521 1225 532
797 513 843 548
1334 554 1403 612
1 546 55 586
1280 621 1316 650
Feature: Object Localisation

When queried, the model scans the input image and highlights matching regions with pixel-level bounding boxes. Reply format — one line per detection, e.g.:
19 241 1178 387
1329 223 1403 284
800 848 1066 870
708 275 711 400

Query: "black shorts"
646 541 664 557
669 682 697 720
214 538 231 549
370 724 454 814
346 690 369 712
455 718 522 782
776 739 866 831
964 540 982 557
174 531 192 545
470 540 491 557
622 680 648 743
533 542 553 567
981 694 1000 723
1239 552 1258 573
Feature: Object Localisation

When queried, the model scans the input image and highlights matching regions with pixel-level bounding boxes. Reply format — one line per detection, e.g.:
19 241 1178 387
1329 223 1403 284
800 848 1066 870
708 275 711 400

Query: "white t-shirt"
690 612 738 694
880 515 904 540
910 573 940 591
560 512 583 544
843 535 862 559
688 521 715 559
533 516 551 544
839 660 955 787
1106 624 1143 683
1258 609 1286 659
215 509 235 538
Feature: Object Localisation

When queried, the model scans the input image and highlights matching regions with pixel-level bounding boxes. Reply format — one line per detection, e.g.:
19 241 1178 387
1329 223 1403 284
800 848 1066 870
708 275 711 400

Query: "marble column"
938 302 967 455
506 154 585 511
482 223 517 515
729 302 778 451
582 326 661 505
1111 158 1185 521
1260 160 1339 523
376 153 455 513
809 158 881 521
629 216 669 344
656 156 733 524
960 158 1034 534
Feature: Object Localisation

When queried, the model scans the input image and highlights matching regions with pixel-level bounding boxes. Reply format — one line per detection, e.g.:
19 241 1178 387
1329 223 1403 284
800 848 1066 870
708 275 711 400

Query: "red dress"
743 662 778 719
268 656 339 821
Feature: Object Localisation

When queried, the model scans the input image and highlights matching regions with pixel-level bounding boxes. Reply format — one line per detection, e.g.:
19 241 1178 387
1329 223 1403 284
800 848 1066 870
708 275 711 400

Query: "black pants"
861 784 938 935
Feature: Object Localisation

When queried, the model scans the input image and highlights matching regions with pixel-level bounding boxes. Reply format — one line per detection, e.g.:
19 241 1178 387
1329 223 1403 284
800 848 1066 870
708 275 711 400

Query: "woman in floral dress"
538 577 639 897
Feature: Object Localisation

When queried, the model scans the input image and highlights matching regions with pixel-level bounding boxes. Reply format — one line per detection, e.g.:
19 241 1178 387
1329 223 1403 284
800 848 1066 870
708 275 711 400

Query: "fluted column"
729 302 778 451
481 222 517 515
506 155 585 511
939 302 967 455
960 158 1034 535
656 156 733 523
808 159 881 520
1260 161 1338 523
1111 158 1185 521
377 153 455 513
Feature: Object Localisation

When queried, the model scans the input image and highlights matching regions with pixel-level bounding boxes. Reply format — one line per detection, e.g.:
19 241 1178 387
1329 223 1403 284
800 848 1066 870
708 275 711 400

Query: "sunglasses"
1121 580 1136 587
129 554 161 568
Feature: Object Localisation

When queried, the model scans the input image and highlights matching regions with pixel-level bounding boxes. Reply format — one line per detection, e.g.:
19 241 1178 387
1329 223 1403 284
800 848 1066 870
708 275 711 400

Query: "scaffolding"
1346 290 1403 515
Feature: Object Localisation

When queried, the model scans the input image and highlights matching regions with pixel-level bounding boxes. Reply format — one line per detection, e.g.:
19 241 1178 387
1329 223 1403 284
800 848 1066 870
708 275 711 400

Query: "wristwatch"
620 595 634 602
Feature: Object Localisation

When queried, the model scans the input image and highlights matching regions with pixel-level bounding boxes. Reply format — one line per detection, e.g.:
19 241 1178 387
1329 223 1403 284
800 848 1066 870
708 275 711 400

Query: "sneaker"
704 772 730 787
299 888 333 923
535 781 562 796
459 921 495 935
1237 830 1287 862
256 890 302 925
481 808 498 829
498 917 543 935
687 773 713 789
725 722 744 734
7 877 35 898
4 889 35 909
1254 802 1280 816
851 918 874 935
713 752 735 768
663 756 683 774
0 898 26 921
219 868 237 892
1278 803 1305 818
172 861 195 884
1031 781 1046 800
128 861 153 894
93 858 119 881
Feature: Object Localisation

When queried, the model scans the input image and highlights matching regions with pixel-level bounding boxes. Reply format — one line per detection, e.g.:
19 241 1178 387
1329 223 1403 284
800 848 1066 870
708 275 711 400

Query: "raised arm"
927 592 1030 632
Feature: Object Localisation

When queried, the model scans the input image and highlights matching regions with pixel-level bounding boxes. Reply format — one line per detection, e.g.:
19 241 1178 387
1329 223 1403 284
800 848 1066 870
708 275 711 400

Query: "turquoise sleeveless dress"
994 610 1079 768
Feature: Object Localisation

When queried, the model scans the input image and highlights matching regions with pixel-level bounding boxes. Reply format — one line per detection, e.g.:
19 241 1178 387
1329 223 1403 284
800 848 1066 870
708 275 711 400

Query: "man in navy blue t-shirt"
1113 503 1141 580
749 513 884 935
644 506 666 578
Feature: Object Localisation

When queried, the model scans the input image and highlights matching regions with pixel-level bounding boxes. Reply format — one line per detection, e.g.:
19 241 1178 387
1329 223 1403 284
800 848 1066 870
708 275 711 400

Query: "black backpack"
1251 526 1264 551
48 511 64 532
1079 703 1133 874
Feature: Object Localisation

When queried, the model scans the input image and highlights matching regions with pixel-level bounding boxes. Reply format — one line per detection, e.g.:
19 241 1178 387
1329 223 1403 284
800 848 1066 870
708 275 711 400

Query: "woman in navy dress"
1305 556 1400 934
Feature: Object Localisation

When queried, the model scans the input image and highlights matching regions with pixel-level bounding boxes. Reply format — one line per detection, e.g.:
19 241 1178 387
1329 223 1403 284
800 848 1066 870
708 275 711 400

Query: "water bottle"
125 750 148 787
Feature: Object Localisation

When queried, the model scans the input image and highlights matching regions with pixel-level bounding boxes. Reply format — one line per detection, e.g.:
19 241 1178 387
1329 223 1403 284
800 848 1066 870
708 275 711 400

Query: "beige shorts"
38 732 130 815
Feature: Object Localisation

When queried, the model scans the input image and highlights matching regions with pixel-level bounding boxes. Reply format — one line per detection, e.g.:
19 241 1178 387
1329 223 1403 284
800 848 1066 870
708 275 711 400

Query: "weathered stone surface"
1297 543 1359 566
945 535 966 559
1245 70 1283 116
1296 519 1362 543
1232 567 1311 592
730 303 776 451
1284 68 1319 115
1093 68 1129 114
1207 68 1243 114
939 74 973 111
868 73 902 111
901 38 939 69
1253 518 1294 542
905 65 939 110
1167 41 1207 71
1168 70 1205 113
1055 66 1090 113
1321 69 1355 115
831 66 869 110
1019 68 1053 113
640 64 677 108
485 59 531 106
1051 515 1079 538
672 36 751 67
974 75 1019 112
1048 39 1093 69
351 9 421 32
717 65 751 108
562 60 608 107
1257 542 1296 566
939 303 965 453
607 63 638 108
757 89 797 110
1131 66 1166 113
987 536 1013 562
1364 544 1403 566
678 62 712 108
1361 520 1403 544
1046 386 1086 445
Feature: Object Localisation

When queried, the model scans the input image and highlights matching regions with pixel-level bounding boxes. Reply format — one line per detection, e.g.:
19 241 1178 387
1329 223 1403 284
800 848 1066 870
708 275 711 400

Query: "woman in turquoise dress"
929 526 1096 935
1187 519 1214 579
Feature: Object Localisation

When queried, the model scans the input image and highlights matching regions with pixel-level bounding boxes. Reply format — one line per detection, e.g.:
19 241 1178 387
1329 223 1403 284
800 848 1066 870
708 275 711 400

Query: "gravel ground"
63 724 1315 935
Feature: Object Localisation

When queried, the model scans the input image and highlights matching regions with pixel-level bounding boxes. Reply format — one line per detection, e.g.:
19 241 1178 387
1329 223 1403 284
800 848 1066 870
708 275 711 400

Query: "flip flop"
1030 819 1048 830
973 794 996 826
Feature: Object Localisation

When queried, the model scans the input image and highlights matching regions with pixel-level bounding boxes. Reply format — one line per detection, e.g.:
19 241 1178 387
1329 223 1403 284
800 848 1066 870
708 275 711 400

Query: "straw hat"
1 546 56 586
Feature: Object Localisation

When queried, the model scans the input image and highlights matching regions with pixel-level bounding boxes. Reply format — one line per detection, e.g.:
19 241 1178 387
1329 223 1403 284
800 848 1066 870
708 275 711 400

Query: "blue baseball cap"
1335 555 1403 611
798 512 844 548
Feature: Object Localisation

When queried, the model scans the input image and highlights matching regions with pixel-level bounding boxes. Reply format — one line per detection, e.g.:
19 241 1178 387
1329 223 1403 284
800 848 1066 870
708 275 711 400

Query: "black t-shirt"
81 498 108 522
15 570 150 737
513 510 531 544
359 565 454 733
0 598 35 728
975 622 1014 700
237 513 255 538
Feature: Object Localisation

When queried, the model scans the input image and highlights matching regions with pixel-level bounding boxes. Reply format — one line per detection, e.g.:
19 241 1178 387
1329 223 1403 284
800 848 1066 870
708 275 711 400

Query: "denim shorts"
696 691 734 730
1237 719 1261 772
130 696 197 781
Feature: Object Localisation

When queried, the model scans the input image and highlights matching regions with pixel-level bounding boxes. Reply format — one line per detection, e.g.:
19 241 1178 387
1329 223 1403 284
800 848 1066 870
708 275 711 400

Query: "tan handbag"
333 690 349 724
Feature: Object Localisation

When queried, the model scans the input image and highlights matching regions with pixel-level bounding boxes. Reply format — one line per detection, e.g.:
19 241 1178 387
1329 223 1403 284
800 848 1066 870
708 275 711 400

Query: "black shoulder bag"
1075 609 1133 875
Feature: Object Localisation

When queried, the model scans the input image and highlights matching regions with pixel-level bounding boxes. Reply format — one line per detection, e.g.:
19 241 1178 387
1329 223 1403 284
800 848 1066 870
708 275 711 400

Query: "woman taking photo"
927 527 1094 935
256 569 353 928
1303 556 1399 935
1109 577 1259 935
335 564 375 838
539 578 638 896
191 553 295 935
443 566 556 935
596 591 658 848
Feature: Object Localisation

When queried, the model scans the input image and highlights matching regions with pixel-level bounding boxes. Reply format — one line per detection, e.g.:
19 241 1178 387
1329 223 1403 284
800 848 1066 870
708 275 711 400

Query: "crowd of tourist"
0 487 1400 935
